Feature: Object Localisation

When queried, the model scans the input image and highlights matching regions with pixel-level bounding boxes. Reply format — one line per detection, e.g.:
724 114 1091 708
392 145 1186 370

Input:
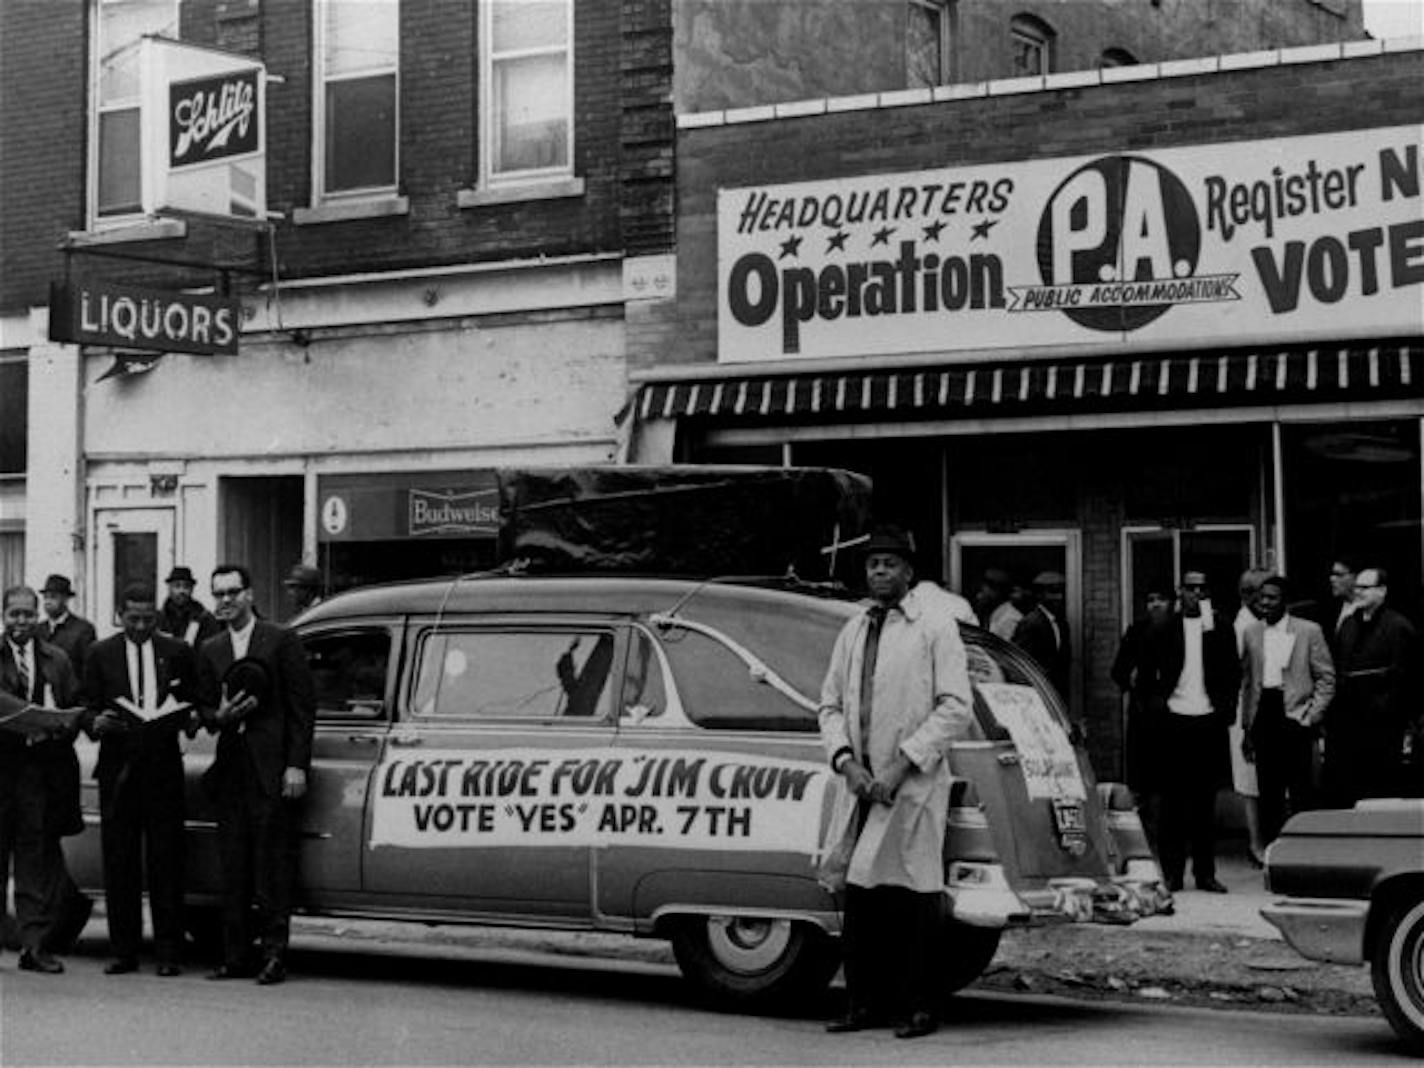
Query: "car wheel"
670 915 839 1008
1372 896 1424 1054
937 920 1002 997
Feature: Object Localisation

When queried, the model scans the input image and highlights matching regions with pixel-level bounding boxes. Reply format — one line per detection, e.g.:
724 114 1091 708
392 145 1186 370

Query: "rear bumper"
947 866 1173 928
1260 898 1368 965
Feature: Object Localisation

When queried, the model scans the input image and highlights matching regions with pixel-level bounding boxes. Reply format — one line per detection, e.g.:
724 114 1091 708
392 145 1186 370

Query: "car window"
411 628 615 721
656 627 816 732
620 629 667 722
304 627 393 721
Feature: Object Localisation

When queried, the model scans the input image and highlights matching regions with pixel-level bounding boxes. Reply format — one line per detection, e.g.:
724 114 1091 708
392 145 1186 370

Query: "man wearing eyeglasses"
1130 571 1241 894
196 564 316 986
1324 567 1420 806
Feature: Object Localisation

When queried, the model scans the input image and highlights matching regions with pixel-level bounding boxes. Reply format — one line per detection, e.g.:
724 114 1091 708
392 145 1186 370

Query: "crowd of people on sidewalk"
0 564 318 982
1111 558 1422 891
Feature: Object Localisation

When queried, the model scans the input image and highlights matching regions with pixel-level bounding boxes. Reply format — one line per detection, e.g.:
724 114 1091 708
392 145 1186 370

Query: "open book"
0 703 85 742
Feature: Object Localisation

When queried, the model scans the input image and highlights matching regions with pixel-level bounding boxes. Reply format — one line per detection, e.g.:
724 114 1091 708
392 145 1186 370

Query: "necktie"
857 606 887 769
17 646 33 701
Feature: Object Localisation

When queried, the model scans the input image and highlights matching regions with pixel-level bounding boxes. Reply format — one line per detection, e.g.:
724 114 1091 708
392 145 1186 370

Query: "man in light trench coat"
818 525 974 1039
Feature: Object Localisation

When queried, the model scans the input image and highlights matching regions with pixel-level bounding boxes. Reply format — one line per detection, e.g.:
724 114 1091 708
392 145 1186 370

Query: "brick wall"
1 1 677 311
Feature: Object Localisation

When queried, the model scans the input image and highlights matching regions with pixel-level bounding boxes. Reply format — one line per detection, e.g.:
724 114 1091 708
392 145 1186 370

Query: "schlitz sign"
49 281 240 357
169 67 259 167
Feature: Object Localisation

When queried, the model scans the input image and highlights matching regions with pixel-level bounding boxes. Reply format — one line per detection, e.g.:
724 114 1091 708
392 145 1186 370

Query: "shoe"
156 962 182 978
893 1012 937 1039
1165 876 1184 893
1196 877 1229 893
208 961 258 980
826 1008 884 1033
45 894 93 954
104 957 139 975
255 958 286 986
18 950 64 974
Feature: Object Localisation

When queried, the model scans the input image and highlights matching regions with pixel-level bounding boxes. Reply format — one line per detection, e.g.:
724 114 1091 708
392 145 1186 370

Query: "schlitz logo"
408 489 500 536
1010 155 1239 331
169 69 259 167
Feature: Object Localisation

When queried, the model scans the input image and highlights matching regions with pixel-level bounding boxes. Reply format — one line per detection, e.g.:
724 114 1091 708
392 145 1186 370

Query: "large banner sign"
717 124 1424 363
370 747 831 852
976 684 1085 800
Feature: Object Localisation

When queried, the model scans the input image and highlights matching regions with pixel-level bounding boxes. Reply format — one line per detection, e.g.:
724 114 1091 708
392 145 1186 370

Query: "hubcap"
705 916 793 975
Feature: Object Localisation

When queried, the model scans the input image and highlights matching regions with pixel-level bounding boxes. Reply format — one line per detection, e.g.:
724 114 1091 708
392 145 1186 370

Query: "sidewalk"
1133 838 1280 941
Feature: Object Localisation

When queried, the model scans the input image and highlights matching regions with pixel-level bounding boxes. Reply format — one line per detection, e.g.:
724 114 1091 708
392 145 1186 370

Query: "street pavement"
1134 838 1280 942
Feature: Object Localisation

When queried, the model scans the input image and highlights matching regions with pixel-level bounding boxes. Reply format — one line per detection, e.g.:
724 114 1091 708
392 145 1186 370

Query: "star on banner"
871 226 895 246
778 234 803 259
922 219 946 241
827 231 849 253
971 218 1000 241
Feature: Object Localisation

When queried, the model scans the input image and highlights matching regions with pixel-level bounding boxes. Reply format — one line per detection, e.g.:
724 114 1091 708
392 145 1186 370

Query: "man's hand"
871 752 914 805
92 710 129 738
841 758 875 801
212 688 258 727
281 767 308 801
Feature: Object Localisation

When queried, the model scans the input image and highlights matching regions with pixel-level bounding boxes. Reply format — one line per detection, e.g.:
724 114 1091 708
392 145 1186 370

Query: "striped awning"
634 341 1423 423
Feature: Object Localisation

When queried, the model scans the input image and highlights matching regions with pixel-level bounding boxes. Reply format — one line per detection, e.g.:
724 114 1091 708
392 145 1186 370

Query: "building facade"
0 0 674 621
625 41 1424 779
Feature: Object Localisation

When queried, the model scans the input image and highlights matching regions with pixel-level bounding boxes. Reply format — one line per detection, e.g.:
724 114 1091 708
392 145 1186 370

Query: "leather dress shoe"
1165 876 1184 893
208 961 259 980
156 962 182 977
893 1012 937 1039
255 958 287 986
104 957 140 975
1196 877 1230 893
826 1008 884 1033
18 949 64 974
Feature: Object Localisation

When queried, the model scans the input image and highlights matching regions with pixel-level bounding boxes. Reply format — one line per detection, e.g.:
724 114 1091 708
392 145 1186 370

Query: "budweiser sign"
408 489 501 536
169 68 259 167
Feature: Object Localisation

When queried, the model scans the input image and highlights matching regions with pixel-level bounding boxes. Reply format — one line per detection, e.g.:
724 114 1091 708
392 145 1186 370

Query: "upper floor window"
0 356 27 476
1010 13 1054 76
1100 47 1138 68
91 0 179 222
313 0 399 200
480 0 573 188
907 0 955 88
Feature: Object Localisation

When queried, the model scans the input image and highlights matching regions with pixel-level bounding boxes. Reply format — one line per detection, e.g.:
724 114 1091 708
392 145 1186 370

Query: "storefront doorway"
94 507 174 632
1121 525 1257 626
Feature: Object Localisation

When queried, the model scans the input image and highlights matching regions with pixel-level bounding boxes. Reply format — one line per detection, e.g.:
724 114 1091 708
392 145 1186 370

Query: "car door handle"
346 734 381 746
388 733 424 748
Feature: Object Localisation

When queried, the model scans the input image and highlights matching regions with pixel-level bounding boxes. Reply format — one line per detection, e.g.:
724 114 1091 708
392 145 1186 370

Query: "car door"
295 620 400 904
362 615 625 920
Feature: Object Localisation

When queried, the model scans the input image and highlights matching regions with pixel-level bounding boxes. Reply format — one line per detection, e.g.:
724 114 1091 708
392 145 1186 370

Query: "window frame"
1009 13 1054 77
310 0 402 206
302 621 402 724
0 353 28 479
906 0 955 89
477 0 575 193
404 620 625 725
88 0 180 227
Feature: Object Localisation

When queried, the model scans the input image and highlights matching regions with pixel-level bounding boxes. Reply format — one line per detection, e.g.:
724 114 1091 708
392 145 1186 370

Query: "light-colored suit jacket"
1240 614 1335 730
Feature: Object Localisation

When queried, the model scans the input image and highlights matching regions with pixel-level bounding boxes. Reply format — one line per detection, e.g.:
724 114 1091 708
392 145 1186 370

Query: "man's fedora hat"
40 574 75 597
165 566 196 584
283 564 321 589
861 525 917 564
222 657 273 705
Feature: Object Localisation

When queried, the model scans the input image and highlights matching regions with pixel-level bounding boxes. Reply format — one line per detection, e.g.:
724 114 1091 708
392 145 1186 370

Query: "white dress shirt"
125 638 158 714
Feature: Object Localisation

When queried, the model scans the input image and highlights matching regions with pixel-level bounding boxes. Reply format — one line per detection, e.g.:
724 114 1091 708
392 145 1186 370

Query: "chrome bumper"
946 865 1173 929
1260 898 1368 965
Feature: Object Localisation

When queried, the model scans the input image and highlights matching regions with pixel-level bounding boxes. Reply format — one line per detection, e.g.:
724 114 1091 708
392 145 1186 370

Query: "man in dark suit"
36 575 96 675
1130 570 1241 894
197 564 316 986
1013 570 1070 699
157 566 222 649
0 585 85 973
82 583 200 976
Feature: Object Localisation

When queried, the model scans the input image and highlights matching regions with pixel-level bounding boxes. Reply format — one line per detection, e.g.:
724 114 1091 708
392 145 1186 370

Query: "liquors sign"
717 124 1424 362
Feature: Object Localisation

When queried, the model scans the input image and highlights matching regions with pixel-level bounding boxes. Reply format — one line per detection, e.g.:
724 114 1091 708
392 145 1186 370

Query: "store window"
907 0 955 88
313 0 399 200
1010 13 1054 76
411 628 616 720
0 356 26 477
91 0 179 221
480 0 573 188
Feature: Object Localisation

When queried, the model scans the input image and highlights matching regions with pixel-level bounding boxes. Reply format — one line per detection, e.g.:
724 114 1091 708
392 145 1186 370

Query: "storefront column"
23 305 85 593
1271 421 1286 575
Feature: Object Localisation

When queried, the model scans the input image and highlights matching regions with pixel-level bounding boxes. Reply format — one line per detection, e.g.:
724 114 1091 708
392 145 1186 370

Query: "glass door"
1120 525 1257 624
